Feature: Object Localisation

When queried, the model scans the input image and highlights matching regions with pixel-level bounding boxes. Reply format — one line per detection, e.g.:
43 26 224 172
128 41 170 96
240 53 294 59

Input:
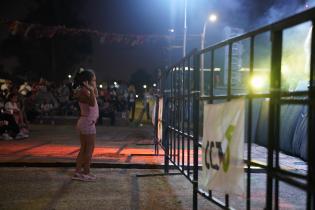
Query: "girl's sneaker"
72 172 96 182
81 173 97 181
87 173 97 179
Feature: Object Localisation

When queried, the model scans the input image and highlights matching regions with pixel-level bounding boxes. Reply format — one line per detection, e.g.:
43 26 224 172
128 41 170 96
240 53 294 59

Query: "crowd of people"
0 77 154 140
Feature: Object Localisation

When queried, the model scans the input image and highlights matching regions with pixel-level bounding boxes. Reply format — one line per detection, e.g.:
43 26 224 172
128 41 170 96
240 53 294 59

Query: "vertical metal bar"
307 21 315 210
266 30 282 210
193 51 200 210
274 30 282 210
175 67 178 164
274 115 280 210
227 44 232 101
154 95 159 155
187 58 191 177
172 66 177 162
246 36 255 210
206 49 215 199
210 49 214 102
177 67 180 166
274 31 282 210
182 61 186 170
163 69 169 174
180 63 183 167
218 43 233 208
175 68 178 164
170 69 174 160
225 194 229 208
179 65 182 167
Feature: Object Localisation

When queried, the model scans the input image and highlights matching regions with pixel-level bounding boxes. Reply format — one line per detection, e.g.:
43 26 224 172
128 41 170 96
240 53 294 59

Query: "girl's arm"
77 86 96 107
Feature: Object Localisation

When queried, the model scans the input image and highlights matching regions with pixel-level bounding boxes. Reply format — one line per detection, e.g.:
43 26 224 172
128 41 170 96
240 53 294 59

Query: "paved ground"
0 124 307 210
0 167 223 210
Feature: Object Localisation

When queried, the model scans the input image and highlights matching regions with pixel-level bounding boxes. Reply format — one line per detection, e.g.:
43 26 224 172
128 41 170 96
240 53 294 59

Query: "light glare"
250 75 265 90
209 14 217 22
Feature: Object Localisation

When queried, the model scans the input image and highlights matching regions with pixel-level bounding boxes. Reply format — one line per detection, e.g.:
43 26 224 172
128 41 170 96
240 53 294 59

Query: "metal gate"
154 7 315 210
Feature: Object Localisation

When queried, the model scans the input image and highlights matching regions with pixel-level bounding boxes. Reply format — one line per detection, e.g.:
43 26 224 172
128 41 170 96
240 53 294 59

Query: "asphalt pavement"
0 124 307 210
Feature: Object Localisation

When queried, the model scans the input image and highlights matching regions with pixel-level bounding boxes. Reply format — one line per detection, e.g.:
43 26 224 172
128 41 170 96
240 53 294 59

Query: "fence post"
307 21 315 210
161 69 170 175
154 95 159 155
266 29 282 210
192 51 200 210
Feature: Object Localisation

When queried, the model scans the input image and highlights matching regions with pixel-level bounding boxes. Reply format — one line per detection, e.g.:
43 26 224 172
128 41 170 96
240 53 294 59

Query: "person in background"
98 98 115 126
127 85 136 121
57 80 71 115
18 82 32 96
5 93 28 129
38 98 55 124
0 96 28 140
23 92 38 123
143 88 152 120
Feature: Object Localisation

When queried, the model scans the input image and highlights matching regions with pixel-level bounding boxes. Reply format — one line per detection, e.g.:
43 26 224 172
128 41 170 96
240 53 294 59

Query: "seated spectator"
5 93 28 128
0 111 28 140
1 98 28 140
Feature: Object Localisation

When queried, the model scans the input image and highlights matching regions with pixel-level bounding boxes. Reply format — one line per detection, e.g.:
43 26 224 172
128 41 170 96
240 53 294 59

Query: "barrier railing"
154 7 315 210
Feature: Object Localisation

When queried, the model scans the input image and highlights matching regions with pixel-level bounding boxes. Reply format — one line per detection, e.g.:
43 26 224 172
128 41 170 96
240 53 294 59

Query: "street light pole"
200 20 208 70
200 14 217 96
183 0 187 57
200 21 208 96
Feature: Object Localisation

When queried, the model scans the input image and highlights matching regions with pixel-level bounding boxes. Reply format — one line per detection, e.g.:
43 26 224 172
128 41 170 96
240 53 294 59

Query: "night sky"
0 0 312 82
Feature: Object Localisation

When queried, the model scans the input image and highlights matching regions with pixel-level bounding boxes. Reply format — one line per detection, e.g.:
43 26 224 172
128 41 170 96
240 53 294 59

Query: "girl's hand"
83 81 93 91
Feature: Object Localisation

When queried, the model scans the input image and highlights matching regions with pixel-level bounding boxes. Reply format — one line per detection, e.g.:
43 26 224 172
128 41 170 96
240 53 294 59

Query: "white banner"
201 98 245 195
151 98 163 142
157 98 163 141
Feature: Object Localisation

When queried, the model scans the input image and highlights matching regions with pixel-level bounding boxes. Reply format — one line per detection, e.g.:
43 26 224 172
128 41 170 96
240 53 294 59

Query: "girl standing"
72 69 99 181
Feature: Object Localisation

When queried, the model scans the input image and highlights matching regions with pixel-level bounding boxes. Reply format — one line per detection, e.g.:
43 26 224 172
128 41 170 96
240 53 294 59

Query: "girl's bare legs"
82 134 96 175
75 134 87 173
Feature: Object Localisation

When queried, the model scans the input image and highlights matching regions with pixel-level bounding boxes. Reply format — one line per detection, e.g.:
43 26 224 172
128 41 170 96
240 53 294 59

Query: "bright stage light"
250 75 266 90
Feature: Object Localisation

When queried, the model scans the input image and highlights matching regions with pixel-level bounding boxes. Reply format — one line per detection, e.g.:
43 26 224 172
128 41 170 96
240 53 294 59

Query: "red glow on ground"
0 141 168 164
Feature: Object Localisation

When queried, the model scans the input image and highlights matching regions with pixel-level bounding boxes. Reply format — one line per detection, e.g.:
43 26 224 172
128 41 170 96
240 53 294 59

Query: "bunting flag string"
0 19 174 46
